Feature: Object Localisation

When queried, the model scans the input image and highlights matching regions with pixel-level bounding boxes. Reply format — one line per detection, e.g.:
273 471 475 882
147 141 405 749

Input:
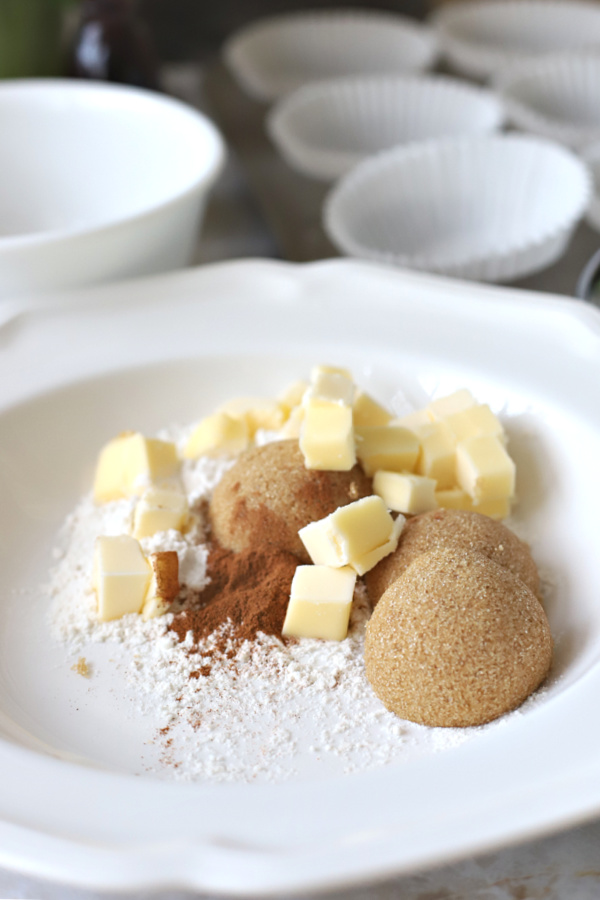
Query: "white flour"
48 444 547 784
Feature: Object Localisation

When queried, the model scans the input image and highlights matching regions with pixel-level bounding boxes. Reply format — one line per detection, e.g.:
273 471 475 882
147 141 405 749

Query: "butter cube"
299 495 405 575
456 435 516 502
93 535 151 622
282 565 357 641
374 471 437 515
443 404 505 443
279 404 304 438
300 401 355 471
473 496 512 520
304 371 355 407
142 551 179 620
277 379 308 415
311 365 353 381
219 397 286 436
416 422 457 490
183 412 249 459
393 409 430 432
435 487 473 511
353 516 405 575
133 487 188 539
427 389 476 420
435 487 511 520
353 390 393 427
355 426 420 477
94 433 179 503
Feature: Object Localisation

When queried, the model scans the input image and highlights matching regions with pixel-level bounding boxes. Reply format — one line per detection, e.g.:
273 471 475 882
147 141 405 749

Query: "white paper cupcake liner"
323 134 591 283
496 53 600 152
223 9 437 103
430 0 600 81
581 143 600 233
267 74 504 182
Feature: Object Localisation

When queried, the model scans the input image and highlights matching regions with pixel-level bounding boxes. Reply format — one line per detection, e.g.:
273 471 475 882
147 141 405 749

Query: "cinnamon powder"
168 544 298 650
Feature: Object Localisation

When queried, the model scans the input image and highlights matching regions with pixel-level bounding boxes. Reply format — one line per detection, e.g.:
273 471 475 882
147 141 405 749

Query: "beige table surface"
1 63 600 900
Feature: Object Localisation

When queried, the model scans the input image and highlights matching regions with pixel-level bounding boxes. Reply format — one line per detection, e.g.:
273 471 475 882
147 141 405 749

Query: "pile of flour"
48 442 544 784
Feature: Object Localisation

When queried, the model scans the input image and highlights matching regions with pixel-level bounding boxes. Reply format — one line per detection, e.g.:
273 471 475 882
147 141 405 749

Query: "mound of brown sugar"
168 544 298 649
365 547 552 727
209 439 372 563
365 508 540 605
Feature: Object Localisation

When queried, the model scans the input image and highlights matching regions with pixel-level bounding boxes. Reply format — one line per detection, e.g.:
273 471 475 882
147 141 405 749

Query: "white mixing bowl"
0 80 225 300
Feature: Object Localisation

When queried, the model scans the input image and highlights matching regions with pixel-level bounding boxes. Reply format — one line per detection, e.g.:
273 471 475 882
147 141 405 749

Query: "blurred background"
0 0 431 81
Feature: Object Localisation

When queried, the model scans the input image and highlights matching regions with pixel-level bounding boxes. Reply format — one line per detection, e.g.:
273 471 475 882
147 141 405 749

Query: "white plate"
1 258 600 894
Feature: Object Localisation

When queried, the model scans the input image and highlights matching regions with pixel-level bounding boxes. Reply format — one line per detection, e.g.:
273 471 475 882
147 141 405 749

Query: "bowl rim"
323 132 592 274
0 79 226 251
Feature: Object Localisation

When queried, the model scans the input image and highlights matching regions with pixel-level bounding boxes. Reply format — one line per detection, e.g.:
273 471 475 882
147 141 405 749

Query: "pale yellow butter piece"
183 412 249 459
142 551 179 620
133 487 188 539
304 371 355 407
355 426 420 477
435 487 473 511
351 516 405 575
94 433 179 503
353 390 393 427
416 422 457 490
299 495 404 575
456 435 516 502
435 487 511 520
443 404 504 443
310 364 353 381
277 379 308 415
427 389 476 420
374 471 437 515
219 396 286 436
282 565 357 641
473 496 512 520
393 409 431 432
279 404 305 439
93 535 151 622
299 401 355 471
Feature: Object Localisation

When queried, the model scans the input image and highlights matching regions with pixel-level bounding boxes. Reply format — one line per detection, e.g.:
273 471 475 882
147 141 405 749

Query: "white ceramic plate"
2 259 600 894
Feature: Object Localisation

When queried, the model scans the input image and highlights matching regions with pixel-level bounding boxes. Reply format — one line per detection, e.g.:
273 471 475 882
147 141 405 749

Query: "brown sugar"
365 507 540 606
364 547 552 727
209 439 372 563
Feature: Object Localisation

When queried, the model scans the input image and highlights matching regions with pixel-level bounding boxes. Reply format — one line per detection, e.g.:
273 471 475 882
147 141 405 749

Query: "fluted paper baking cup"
431 0 600 80
582 143 600 233
324 134 591 283
267 74 504 181
496 54 600 152
223 9 437 102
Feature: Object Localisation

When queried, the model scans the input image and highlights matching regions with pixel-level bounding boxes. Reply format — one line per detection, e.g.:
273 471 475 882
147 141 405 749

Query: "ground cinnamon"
168 543 298 649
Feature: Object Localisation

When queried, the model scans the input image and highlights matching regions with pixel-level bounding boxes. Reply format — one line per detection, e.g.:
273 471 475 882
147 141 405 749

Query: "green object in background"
0 0 76 78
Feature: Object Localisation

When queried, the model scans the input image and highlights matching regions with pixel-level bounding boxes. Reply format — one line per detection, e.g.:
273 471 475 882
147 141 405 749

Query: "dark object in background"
140 0 429 64
576 247 600 303
69 0 161 89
